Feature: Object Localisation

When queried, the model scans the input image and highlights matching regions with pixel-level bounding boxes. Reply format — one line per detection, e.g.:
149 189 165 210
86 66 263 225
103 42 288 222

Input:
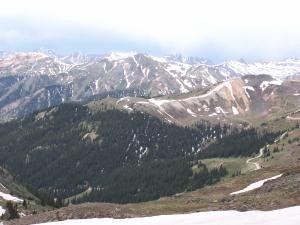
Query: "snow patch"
232 106 239 115
123 105 133 111
0 190 23 202
94 78 100 91
183 79 193 88
215 107 227 114
148 99 173 107
0 206 6 217
116 97 131 104
146 99 175 119
165 63 191 93
206 74 217 84
201 79 207 87
260 80 283 92
187 108 196 117
0 206 5 216
176 79 189 93
208 113 217 117
243 86 255 98
132 55 139 66
230 174 283 195
103 63 107 73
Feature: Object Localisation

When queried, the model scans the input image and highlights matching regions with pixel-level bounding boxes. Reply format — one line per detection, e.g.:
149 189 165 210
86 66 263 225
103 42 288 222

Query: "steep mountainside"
116 75 300 125
1 52 300 121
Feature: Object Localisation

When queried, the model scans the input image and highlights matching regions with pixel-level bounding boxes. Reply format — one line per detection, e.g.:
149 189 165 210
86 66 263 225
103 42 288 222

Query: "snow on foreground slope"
0 191 23 202
32 206 300 225
230 174 283 195
0 206 5 216
0 183 23 202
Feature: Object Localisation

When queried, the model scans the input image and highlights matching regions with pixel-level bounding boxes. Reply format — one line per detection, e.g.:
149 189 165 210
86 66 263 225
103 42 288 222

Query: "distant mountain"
165 54 213 65
0 51 300 121
221 58 300 79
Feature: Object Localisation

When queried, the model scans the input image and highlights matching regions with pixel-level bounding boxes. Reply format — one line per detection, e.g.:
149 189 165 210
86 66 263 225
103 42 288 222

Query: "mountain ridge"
0 51 300 121
115 75 300 125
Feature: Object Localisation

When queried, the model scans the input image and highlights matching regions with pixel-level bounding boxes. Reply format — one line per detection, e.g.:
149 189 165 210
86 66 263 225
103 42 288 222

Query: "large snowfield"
32 206 300 225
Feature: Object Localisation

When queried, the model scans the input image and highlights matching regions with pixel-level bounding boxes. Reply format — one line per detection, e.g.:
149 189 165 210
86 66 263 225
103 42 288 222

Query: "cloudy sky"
1 0 300 61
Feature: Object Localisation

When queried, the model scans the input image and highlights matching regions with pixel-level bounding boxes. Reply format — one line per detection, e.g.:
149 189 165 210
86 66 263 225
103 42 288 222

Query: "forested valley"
0 103 280 205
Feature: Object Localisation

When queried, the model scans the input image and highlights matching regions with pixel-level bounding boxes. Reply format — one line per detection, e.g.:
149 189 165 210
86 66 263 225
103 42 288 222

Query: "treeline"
199 128 281 158
84 88 145 103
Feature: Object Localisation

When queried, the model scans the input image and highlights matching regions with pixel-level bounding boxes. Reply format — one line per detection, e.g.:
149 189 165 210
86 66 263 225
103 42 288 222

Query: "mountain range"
0 51 300 121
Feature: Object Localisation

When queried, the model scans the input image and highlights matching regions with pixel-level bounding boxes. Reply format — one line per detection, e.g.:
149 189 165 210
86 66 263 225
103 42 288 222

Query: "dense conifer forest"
0 103 280 205
199 128 281 158
83 88 145 103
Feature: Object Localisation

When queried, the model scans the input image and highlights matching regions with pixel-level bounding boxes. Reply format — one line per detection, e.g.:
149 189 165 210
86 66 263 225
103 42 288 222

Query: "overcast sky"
1 0 300 61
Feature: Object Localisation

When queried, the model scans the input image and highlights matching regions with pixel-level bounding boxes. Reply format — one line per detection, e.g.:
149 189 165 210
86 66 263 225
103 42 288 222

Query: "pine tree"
22 199 28 209
6 201 19 220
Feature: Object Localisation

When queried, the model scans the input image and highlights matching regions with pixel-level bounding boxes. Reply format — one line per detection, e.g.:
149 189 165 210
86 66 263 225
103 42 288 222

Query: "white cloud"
1 0 300 59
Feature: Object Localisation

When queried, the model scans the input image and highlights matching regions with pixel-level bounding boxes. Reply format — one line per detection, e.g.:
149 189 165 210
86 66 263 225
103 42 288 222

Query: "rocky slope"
1 52 300 121
116 75 300 124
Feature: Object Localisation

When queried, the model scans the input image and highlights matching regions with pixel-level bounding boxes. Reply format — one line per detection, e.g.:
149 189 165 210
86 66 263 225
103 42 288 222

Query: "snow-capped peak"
106 52 137 61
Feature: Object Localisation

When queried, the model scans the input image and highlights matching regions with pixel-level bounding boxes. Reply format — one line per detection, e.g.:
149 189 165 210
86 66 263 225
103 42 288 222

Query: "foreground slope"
29 206 300 225
5 165 300 225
